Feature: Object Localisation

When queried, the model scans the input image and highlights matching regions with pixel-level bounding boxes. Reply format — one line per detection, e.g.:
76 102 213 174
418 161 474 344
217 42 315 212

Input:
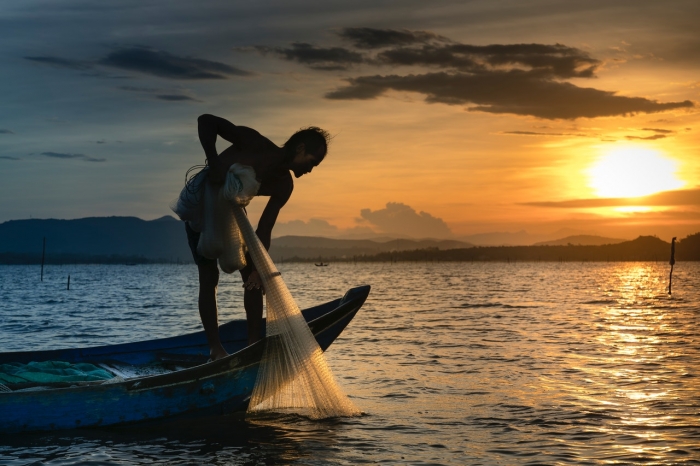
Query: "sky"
1 0 699 243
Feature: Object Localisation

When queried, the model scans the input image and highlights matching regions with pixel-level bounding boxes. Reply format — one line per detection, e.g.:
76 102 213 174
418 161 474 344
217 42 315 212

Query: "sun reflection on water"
585 263 692 459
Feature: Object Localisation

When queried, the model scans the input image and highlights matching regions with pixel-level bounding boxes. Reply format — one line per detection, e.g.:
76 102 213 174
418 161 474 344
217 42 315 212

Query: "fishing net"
170 165 208 232
175 163 359 418
197 179 246 273
230 205 361 419
172 164 259 273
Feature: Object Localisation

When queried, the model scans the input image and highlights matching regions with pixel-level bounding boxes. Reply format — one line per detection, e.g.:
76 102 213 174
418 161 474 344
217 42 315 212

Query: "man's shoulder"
236 126 278 152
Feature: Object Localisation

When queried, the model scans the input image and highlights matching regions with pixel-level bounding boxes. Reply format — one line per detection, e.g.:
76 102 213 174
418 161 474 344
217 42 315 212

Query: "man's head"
283 127 330 177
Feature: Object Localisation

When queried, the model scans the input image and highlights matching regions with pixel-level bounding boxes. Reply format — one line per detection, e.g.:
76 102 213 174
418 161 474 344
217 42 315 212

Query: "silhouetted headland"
1 216 699 264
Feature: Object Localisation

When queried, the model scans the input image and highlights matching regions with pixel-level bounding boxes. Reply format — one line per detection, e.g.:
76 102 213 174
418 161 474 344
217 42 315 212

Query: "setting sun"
587 146 684 198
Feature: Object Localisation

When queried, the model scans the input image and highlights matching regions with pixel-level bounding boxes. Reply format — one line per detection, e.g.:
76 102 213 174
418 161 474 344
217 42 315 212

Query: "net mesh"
178 163 261 274
197 180 246 273
231 205 361 419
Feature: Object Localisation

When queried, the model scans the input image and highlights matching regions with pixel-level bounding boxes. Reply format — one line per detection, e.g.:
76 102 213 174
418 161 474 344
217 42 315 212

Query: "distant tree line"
2 233 699 265
283 234 700 263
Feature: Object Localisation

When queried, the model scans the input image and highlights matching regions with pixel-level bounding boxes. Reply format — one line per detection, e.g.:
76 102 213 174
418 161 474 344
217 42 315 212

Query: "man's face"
291 144 324 178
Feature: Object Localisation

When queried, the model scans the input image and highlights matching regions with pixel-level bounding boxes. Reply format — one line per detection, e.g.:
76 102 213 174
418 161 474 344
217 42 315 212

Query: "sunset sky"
1 0 698 243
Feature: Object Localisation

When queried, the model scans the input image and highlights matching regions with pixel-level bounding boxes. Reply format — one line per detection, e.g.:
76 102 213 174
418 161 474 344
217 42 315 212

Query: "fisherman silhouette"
186 114 329 360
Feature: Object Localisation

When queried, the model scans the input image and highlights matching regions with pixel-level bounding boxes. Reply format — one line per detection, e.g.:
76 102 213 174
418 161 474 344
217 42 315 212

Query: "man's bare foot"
209 347 229 362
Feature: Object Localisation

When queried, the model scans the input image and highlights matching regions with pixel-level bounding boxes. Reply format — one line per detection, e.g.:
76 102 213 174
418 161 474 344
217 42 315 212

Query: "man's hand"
243 270 264 293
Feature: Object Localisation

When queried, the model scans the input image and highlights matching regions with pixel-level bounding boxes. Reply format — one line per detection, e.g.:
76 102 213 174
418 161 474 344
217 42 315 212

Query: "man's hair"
283 127 331 162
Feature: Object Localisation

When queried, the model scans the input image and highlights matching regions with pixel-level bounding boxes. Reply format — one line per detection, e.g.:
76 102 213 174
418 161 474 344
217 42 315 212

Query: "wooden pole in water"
67 275 71 290
668 237 676 295
40 236 46 282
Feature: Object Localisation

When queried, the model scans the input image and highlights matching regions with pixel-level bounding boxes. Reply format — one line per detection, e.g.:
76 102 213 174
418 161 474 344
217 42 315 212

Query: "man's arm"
198 114 239 184
198 114 281 185
243 181 292 291
256 194 290 250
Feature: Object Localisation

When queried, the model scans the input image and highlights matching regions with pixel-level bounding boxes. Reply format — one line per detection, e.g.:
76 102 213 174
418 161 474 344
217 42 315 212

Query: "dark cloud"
338 28 448 49
251 28 693 120
41 152 106 162
376 43 600 78
642 128 673 133
523 188 700 208
156 94 199 102
0 129 15 134
0 156 20 160
118 85 159 92
504 131 584 136
100 47 251 79
24 56 92 70
326 71 693 119
117 85 199 101
359 202 453 239
626 134 667 140
253 43 364 71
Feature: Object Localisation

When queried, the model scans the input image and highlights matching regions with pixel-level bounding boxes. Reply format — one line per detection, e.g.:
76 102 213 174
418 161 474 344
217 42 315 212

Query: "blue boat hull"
0 285 370 433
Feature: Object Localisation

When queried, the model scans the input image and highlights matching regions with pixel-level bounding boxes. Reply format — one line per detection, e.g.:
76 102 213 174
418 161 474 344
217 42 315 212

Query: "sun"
587 146 684 198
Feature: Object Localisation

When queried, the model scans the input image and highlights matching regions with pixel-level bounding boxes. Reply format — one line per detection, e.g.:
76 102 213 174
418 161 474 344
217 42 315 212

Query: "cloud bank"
26 47 251 80
360 202 453 238
250 28 693 120
41 152 106 162
272 203 454 239
253 43 364 71
524 188 700 208
100 47 251 79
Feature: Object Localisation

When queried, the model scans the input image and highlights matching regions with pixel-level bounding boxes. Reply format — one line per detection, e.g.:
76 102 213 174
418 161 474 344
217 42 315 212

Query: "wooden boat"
0 285 370 433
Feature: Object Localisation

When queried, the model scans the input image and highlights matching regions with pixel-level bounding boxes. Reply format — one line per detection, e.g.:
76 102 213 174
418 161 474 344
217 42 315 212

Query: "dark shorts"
185 222 253 280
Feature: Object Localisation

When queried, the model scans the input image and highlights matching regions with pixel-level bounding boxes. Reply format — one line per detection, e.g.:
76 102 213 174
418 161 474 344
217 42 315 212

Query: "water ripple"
1 262 699 465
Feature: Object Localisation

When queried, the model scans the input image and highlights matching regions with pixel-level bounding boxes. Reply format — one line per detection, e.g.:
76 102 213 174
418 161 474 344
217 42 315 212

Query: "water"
1 262 699 465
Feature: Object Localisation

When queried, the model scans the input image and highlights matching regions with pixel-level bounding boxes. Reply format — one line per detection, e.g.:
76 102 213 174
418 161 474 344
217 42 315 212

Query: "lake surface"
1 261 699 465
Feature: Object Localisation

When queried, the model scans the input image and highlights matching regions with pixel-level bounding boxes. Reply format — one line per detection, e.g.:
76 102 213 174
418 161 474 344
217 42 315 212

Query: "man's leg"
240 261 263 346
186 222 228 361
198 261 229 360
244 287 263 345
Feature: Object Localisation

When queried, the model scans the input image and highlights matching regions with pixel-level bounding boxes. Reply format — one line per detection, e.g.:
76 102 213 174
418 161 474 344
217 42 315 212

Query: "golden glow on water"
587 146 684 198
2 262 699 464
587 264 685 458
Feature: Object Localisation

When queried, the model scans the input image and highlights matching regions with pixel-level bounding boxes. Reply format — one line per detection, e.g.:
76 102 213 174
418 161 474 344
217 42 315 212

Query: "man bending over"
187 114 329 360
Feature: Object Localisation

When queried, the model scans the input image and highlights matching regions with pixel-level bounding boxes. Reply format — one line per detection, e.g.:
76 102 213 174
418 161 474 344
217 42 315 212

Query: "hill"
0 216 472 264
0 216 191 263
533 235 626 246
330 235 694 262
268 236 473 262
1 216 697 264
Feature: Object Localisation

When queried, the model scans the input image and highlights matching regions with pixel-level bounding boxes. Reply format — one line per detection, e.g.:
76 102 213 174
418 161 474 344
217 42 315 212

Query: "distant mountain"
533 235 626 246
458 228 599 246
0 215 192 263
0 216 473 264
354 235 681 262
269 236 473 262
2 215 695 264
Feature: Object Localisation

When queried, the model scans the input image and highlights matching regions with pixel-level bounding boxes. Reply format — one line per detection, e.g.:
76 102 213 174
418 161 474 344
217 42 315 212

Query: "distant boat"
0 286 370 433
315 262 329 266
